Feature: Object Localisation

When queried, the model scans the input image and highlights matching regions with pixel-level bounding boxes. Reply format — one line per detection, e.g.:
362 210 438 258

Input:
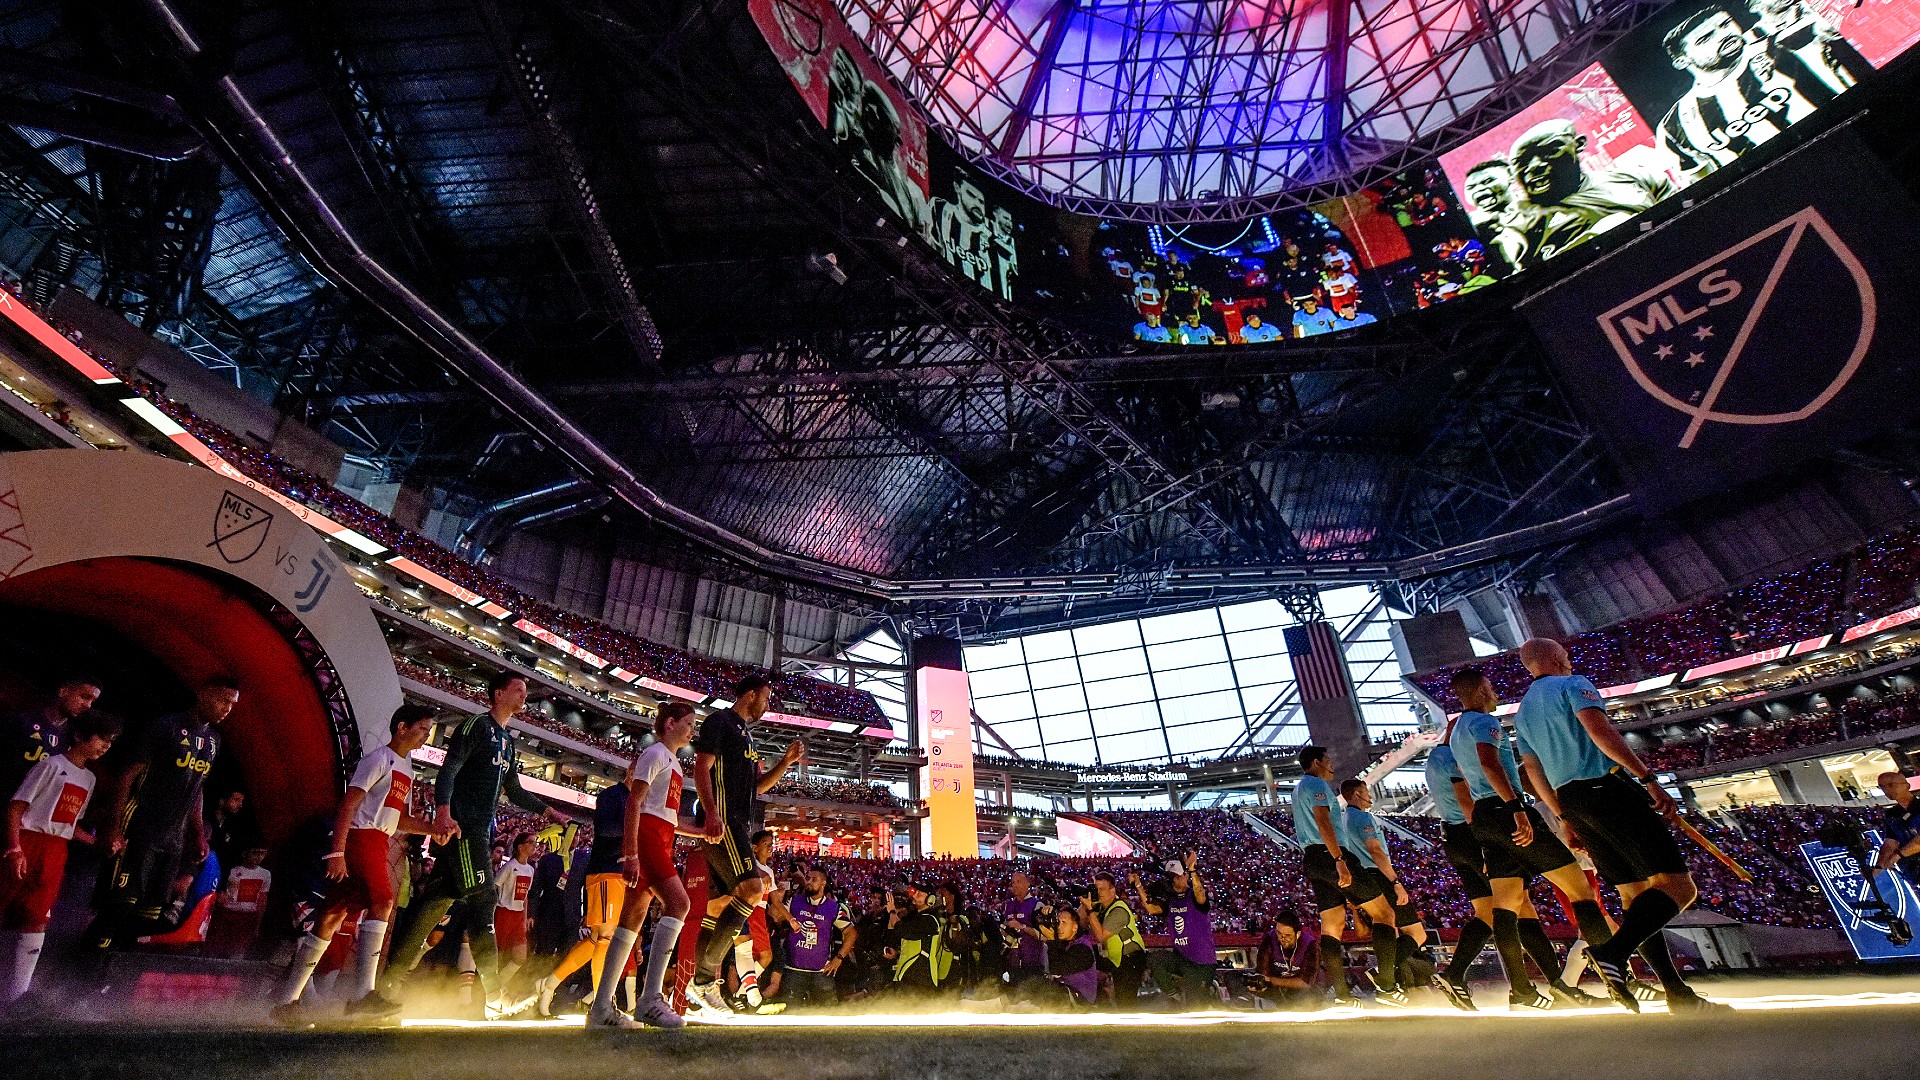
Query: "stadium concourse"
5 0 1920 1073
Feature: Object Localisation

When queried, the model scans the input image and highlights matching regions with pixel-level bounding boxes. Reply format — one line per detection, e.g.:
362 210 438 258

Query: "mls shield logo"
1596 208 1875 448
209 490 273 564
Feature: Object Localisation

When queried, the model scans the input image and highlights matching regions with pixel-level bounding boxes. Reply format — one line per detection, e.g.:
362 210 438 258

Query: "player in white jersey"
1655 6 1833 178
1 710 117 1002
273 705 441 1023
588 702 703 1030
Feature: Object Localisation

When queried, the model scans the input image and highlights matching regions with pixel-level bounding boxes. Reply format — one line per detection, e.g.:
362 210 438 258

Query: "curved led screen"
751 0 1919 344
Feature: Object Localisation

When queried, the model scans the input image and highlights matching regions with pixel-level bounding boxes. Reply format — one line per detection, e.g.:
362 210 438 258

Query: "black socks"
1571 899 1614 950
1517 918 1562 984
693 898 753 983
1492 909 1533 996
1597 889 1680 966
1369 923 1400 993
1446 916 1493 982
1320 934 1350 997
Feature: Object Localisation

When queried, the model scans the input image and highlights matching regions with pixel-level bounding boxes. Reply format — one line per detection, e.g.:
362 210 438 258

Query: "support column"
912 635 978 858
1288 621 1370 780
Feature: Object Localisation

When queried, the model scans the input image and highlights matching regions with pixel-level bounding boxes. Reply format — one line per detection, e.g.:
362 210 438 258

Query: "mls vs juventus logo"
1596 208 1876 448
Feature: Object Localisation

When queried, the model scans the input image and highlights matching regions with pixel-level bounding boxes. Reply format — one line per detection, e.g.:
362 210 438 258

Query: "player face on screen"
1669 10 1749 75
826 49 862 139
991 206 1015 243
1464 160 1516 216
1511 120 1588 204
956 179 988 225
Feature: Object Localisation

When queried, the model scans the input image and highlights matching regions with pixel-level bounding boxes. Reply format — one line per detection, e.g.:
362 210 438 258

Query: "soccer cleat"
1327 995 1360 1009
344 991 404 1019
1664 990 1733 1015
635 995 686 1030
1508 988 1555 1012
1375 988 1412 1008
533 975 560 1017
1631 979 1667 1002
485 991 538 1020
754 1001 788 1015
683 979 732 1019
1589 955 1641 1014
268 1001 313 1027
1549 982 1608 1008
585 1004 642 1030
1432 973 1477 1012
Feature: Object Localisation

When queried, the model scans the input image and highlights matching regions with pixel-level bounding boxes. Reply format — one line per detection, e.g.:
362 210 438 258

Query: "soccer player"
684 674 804 1016
492 832 538 989
1745 0 1869 105
1 710 117 1002
769 863 853 1008
1291 295 1339 338
535 728 643 1017
1507 119 1672 266
1423 718 1490 1011
1655 7 1822 179
1340 780 1436 996
1133 312 1173 343
0 673 101 803
581 701 700 1029
382 673 561 1017
1512 638 1727 1014
1238 312 1282 343
85 676 239 990
272 704 440 1022
1292 745 1402 1005
1450 668 1617 1010
1133 853 1216 1007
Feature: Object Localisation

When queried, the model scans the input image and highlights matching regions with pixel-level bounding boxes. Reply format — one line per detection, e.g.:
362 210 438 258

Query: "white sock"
278 934 330 1005
734 938 761 1006
596 928 639 1013
623 974 637 1011
643 916 683 1002
354 920 388 1000
4 931 42 1002
500 959 522 989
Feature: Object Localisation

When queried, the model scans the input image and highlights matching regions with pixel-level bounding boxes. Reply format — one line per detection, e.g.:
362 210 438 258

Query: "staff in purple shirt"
1133 851 1217 1007
1001 870 1050 988
769 863 854 1008
1050 906 1101 1006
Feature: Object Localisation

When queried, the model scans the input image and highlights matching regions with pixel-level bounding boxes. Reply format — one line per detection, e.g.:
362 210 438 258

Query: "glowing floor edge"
395 989 1920 1030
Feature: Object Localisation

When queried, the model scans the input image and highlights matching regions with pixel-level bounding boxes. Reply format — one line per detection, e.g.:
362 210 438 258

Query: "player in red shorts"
272 704 441 1023
492 832 538 989
589 702 702 1030
0 709 117 1003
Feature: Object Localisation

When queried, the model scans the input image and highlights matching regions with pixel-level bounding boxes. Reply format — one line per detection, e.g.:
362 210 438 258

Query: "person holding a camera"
1082 872 1146 1007
1132 853 1217 1007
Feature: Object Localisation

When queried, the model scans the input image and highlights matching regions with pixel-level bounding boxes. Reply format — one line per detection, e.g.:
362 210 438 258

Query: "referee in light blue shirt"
1423 732 1491 1010
1512 638 1726 1015
1293 746 1404 1005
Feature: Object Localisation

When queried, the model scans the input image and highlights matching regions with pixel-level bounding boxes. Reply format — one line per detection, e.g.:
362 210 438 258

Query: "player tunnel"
0 450 403 848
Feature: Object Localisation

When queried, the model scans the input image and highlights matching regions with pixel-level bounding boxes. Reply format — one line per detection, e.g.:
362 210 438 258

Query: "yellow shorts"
584 873 626 927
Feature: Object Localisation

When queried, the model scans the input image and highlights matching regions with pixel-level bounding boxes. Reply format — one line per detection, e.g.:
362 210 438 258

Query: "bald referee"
1512 638 1727 1014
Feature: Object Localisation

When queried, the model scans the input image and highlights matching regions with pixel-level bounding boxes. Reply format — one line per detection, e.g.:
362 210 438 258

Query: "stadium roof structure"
0 0 1828 633
841 0 1652 218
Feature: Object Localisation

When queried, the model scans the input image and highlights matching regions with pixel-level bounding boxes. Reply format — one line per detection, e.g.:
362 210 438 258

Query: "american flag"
1284 621 1352 703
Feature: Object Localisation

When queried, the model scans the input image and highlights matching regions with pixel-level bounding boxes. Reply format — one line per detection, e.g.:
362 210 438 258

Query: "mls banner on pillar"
1518 129 1920 508
1799 831 1920 962
913 636 978 857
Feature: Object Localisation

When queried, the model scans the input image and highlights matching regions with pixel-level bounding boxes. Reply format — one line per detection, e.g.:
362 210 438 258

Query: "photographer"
1874 772 1920 883
1250 912 1322 1008
1049 906 1101 1007
1133 852 1217 1008
1082 872 1146 1007
1001 870 1051 990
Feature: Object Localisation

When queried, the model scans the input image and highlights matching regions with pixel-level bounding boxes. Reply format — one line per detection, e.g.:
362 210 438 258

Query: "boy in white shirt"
1 710 119 1001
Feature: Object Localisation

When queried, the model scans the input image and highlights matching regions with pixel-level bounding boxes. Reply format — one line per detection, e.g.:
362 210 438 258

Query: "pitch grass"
10 1006 1920 1080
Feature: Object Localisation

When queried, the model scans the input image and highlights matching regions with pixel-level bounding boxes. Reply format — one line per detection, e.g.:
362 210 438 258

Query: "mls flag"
1799 831 1920 962
1519 128 1920 508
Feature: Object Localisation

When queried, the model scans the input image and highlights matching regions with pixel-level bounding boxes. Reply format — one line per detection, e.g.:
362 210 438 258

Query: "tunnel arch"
0 450 402 845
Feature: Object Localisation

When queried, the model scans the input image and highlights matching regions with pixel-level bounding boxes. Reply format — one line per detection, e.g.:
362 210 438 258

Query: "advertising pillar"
912 635 977 857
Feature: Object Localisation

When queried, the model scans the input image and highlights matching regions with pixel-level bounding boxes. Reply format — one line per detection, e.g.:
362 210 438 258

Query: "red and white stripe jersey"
347 746 413 835
10 753 94 840
495 858 534 912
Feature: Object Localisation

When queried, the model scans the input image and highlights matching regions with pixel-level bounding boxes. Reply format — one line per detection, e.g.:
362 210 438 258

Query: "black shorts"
103 838 189 917
1362 868 1420 925
700 818 757 891
1440 822 1493 900
1554 772 1688 886
1471 798 1576 882
1302 844 1383 911
428 833 493 898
